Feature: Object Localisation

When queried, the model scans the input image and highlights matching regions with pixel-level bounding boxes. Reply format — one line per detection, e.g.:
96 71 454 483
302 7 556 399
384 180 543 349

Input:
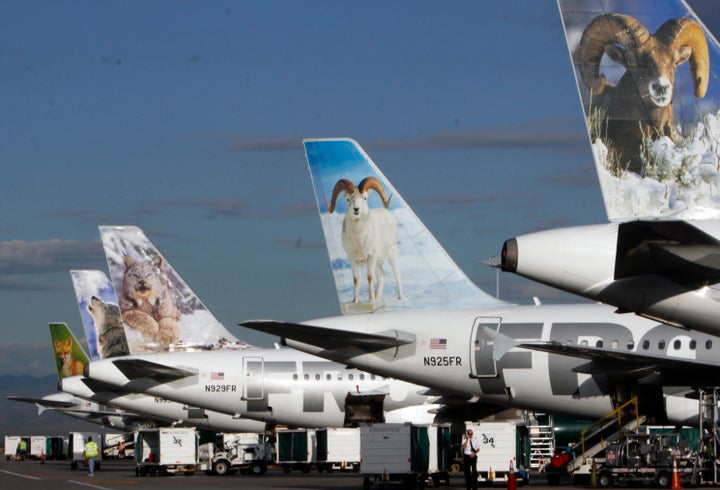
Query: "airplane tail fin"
49 323 90 380
304 138 507 313
99 225 250 352
70 270 130 360
557 0 720 221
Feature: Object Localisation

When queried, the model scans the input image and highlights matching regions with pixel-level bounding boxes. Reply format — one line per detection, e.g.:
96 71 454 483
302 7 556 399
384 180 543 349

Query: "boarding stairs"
566 397 646 473
528 415 555 470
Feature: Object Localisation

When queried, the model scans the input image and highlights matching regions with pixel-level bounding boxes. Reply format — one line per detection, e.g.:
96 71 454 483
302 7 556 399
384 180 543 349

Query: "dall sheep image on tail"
579 13 709 174
325 176 404 304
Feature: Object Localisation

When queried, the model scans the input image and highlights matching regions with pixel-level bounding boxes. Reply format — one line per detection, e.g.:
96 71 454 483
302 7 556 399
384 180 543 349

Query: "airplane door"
242 356 264 400
470 318 501 377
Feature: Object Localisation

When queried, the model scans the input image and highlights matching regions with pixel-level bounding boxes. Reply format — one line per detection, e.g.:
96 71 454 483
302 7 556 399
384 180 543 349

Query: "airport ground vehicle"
316 427 361 473
544 399 646 485
360 423 452 489
275 428 317 473
134 428 198 476
198 433 272 476
5 435 67 460
461 422 530 486
596 433 695 488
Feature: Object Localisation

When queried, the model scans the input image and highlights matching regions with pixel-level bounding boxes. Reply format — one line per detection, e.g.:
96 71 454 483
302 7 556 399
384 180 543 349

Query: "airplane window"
580 340 588 346
293 374 298 380
626 340 634 350
349 374 354 380
673 339 681 350
326 374 331 380
689 340 697 350
337 374 342 380
611 340 619 349
707 340 713 350
359 374 365 380
371 374 376 380
642 340 650 350
315 374 320 381
658 340 666 349
304 374 309 380
596 340 603 348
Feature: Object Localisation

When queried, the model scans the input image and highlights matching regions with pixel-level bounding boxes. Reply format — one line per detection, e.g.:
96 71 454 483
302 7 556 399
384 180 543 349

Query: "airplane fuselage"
277 303 705 425
85 347 438 428
502 221 720 337
60 375 267 433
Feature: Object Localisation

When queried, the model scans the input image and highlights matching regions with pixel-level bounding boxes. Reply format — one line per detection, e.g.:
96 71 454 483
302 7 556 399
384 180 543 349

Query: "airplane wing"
517 340 720 385
6 395 77 409
112 358 197 382
241 320 415 352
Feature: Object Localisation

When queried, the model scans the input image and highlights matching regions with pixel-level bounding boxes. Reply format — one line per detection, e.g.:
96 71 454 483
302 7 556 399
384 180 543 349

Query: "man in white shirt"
462 428 480 490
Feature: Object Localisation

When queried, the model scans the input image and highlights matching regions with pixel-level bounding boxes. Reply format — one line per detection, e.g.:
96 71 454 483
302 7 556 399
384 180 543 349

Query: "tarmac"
0 457 571 489
0 458 583 490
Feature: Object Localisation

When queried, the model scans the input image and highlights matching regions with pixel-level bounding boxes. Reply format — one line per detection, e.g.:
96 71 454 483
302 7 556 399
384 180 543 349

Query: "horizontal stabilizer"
616 221 720 288
112 358 196 382
481 327 518 361
241 320 415 353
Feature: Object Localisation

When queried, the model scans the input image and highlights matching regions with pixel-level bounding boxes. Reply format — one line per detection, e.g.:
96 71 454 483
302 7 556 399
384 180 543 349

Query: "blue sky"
1 0 718 376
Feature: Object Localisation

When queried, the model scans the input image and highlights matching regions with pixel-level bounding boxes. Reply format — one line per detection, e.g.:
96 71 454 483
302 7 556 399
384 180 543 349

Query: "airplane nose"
501 238 518 273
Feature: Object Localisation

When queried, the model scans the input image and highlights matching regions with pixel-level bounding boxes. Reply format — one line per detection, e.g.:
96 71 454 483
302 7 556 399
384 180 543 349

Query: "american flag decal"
211 372 225 380
430 338 447 349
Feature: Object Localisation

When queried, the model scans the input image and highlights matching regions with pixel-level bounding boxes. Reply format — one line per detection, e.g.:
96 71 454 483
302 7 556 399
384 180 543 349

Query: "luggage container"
134 427 198 476
316 427 361 473
276 428 316 473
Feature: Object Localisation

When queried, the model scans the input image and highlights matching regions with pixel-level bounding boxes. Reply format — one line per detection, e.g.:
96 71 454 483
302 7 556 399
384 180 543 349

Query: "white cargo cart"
134 427 198 476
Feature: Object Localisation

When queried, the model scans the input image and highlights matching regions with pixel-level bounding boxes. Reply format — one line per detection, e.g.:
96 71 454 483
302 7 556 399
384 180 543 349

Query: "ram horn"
578 13 650 95
655 18 710 98
358 177 392 209
324 179 356 214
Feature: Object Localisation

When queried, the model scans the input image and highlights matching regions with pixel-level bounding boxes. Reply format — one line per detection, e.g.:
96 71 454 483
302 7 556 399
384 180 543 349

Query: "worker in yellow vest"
83 436 99 477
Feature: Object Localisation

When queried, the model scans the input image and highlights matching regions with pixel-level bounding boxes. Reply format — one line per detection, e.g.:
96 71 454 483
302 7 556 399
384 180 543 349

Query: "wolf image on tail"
54 338 85 378
88 296 130 358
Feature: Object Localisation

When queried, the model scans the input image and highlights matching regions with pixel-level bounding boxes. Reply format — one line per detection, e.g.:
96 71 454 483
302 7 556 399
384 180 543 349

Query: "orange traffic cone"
671 457 682 490
507 458 517 490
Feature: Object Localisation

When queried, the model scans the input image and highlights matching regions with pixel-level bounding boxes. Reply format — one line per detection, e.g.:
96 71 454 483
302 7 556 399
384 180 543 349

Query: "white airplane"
79 226 453 428
62 271 267 433
498 0 720 338
7 323 157 431
239 137 716 426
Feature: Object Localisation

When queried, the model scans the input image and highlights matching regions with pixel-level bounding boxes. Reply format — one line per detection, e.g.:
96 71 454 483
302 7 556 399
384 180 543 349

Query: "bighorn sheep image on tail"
325 176 404 304
579 13 709 174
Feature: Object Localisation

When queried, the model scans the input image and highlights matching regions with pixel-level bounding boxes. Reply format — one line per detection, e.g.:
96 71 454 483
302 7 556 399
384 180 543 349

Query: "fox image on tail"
54 338 85 378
